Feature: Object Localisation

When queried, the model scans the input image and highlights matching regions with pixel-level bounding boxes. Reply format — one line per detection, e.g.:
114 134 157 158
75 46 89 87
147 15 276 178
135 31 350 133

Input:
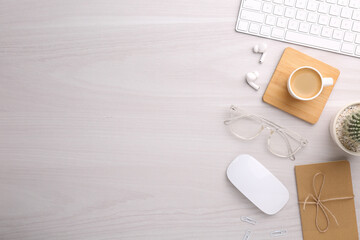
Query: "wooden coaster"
263 47 340 124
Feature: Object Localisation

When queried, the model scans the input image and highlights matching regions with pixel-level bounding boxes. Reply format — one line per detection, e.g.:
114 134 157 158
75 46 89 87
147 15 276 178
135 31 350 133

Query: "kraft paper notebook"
294 160 358 240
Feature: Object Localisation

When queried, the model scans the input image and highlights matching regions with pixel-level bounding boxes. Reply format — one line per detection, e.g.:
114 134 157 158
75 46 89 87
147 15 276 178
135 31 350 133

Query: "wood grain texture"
1 0 360 239
263 48 340 124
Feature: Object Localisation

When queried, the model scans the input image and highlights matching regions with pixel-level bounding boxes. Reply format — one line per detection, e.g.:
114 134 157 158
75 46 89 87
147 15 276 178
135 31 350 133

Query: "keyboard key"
271 28 285 38
277 18 288 27
310 24 321 35
356 46 360 55
285 31 341 50
318 3 330 14
321 27 333 37
338 0 349 7
263 3 273 13
241 10 265 23
341 42 355 53
260 25 272 35
284 0 295 6
288 20 299 30
349 0 360 9
273 0 284 4
307 1 318 11
330 17 341 27
318 15 330 25
330 5 341 16
299 22 310 32
296 0 307 9
333 29 345 39
307 12 318 22
356 34 360 43
341 8 353 19
296 10 307 20
237 20 249 31
344 32 355 42
327 0 337 3
249 23 260 33
352 22 360 32
243 0 262 11
341 19 352 30
353 10 360 20
274 5 285 15
266 15 277 25
285 7 297 18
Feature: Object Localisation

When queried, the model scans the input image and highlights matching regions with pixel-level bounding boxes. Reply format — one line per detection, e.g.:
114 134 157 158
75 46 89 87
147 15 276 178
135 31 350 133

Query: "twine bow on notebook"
298 172 354 233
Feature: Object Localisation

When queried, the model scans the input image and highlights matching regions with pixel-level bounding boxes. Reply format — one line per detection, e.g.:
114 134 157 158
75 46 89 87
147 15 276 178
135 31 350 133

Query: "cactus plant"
344 111 360 144
332 103 360 155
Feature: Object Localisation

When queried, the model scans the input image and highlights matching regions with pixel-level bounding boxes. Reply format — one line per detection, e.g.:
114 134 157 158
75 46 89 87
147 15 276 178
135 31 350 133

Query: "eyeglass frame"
224 105 308 160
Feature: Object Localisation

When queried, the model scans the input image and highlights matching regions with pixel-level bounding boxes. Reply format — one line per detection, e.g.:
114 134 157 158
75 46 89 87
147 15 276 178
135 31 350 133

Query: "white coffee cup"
287 66 334 101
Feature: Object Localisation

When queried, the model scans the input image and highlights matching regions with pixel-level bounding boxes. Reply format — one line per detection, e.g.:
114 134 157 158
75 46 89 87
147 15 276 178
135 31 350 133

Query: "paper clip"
241 216 256 225
242 230 251 240
270 229 287 237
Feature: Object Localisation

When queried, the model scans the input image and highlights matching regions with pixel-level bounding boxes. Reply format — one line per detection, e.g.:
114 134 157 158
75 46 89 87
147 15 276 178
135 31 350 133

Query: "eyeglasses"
224 105 308 160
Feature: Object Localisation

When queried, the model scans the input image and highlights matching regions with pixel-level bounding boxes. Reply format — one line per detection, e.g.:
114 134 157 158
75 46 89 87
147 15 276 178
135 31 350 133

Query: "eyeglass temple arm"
224 114 251 125
261 117 307 143
275 130 296 161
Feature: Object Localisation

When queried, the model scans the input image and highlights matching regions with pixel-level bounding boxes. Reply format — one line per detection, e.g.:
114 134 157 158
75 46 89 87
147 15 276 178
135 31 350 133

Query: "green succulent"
344 111 360 143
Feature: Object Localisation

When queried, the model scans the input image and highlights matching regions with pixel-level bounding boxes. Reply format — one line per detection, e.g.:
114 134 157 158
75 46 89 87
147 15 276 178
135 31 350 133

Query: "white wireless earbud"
246 71 260 91
253 43 268 63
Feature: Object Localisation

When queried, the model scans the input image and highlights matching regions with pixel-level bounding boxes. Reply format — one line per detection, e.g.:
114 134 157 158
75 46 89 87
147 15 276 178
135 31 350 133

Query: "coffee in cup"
287 66 333 101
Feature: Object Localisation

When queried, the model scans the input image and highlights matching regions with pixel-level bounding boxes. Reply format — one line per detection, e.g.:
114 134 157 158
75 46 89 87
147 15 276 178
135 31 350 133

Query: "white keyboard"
236 0 360 58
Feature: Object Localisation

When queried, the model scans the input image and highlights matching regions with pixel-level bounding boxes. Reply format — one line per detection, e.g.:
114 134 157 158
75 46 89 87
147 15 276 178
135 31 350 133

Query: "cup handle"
323 77 334 87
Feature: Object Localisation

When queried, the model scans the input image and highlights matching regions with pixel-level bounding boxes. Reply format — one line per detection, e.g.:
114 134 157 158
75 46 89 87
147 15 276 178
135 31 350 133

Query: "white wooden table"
1 0 360 239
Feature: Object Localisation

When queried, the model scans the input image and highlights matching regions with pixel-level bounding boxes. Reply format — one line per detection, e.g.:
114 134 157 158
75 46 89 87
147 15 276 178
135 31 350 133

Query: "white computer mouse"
226 154 289 215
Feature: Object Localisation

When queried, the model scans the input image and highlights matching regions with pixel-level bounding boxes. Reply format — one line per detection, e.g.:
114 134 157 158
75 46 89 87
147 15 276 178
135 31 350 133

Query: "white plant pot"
330 101 360 157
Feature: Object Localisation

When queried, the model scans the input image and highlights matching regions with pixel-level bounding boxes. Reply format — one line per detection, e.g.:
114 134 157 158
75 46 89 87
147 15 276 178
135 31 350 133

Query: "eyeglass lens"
228 116 263 139
268 130 302 158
